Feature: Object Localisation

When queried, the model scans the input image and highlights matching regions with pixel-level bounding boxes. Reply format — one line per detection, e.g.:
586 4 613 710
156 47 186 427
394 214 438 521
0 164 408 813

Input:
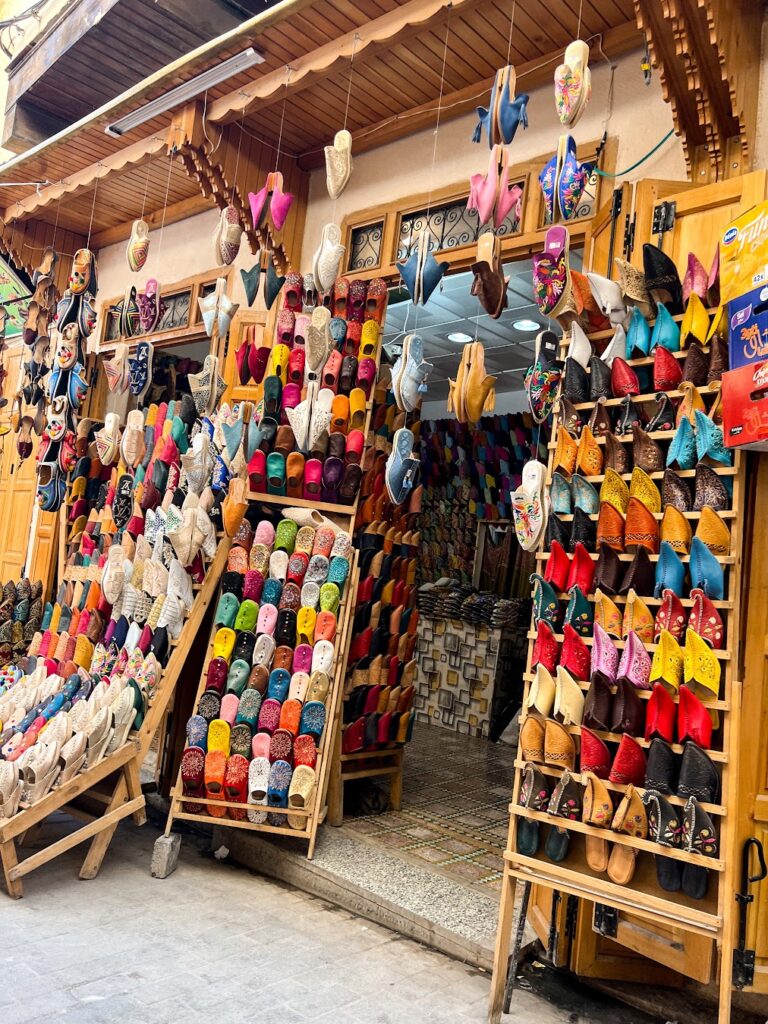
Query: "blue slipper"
385 428 420 505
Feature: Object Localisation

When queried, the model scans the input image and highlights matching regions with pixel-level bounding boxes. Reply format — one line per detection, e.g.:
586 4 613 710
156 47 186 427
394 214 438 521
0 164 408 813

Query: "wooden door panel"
529 884 569 968
632 172 767 271
570 902 707 985
0 345 39 581
222 309 272 406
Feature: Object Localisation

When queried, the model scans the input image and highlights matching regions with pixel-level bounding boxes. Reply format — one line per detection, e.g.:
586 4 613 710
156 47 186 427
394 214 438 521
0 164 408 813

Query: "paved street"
1 816 605 1024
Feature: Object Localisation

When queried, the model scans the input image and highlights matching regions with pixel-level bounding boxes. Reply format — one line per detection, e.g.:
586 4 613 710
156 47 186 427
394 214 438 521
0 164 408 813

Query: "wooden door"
632 172 767 271
0 344 41 581
570 902 709 984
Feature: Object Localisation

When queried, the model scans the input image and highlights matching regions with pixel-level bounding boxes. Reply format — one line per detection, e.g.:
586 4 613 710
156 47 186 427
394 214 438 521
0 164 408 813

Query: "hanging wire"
505 0 517 65
576 0 584 38
155 150 176 267
139 154 153 223
85 168 101 250
274 66 293 169
342 34 359 132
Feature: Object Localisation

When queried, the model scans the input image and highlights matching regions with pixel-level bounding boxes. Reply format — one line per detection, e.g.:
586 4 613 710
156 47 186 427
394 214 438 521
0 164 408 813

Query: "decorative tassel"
483 381 497 415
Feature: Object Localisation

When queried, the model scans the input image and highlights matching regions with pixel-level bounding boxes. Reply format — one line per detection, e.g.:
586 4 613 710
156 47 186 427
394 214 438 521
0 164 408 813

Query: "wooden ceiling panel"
0 0 643 233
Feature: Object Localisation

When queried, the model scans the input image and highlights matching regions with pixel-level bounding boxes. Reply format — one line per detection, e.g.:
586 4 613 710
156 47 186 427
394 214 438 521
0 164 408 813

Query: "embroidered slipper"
555 40 591 127
325 130 353 200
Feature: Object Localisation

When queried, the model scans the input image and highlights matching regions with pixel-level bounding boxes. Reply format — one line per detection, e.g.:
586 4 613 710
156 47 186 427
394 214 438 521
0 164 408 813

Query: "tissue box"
720 201 768 304
721 360 768 451
728 286 768 368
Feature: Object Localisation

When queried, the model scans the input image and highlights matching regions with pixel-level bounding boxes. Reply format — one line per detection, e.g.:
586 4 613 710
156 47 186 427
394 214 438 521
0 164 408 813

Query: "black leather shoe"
643 243 683 315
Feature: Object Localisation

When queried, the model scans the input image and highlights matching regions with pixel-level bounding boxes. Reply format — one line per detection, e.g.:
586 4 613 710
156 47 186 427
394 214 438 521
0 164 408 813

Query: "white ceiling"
383 251 583 402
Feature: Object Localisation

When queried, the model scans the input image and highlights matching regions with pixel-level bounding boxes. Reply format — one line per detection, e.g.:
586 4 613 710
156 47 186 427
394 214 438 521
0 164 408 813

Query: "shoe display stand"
327 377 420 826
0 538 230 898
489 315 745 1024
163 516 359 859
163 283 387 857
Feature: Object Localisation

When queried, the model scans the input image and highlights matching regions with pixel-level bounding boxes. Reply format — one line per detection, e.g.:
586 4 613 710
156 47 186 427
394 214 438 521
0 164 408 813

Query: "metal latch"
623 213 636 260
593 903 618 938
733 837 767 989
652 200 677 243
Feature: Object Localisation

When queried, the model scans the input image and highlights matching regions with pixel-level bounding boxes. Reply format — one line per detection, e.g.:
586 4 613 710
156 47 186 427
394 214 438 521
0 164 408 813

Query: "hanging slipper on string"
325 130 353 200
213 205 243 266
554 40 592 127
473 65 529 147
126 219 150 273
470 231 508 319
138 279 165 334
467 145 523 229
397 229 449 307
313 224 346 294
249 172 294 233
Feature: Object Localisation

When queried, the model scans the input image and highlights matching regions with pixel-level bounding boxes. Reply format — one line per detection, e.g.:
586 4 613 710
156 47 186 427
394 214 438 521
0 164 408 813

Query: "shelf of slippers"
327 372 421 826
497 301 746 955
164 519 360 859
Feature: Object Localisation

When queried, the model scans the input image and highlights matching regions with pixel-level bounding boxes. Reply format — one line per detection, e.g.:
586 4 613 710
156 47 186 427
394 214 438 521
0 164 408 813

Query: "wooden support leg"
327 730 343 827
717 940 733 1024
78 776 128 880
0 839 24 899
123 759 147 826
488 865 517 1024
389 751 404 811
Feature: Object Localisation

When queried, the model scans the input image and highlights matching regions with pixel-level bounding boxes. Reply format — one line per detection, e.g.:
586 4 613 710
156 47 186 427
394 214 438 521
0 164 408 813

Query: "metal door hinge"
593 903 618 938
733 947 756 989
623 213 636 260
652 201 677 241
611 187 624 222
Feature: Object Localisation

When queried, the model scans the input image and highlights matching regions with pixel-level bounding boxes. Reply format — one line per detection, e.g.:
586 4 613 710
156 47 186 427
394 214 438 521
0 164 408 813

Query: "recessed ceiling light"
512 319 540 332
447 332 473 343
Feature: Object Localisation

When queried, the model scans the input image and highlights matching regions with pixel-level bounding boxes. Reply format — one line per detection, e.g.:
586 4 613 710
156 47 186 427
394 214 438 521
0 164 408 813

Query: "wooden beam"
297 21 642 170
89 193 212 250
206 0 478 125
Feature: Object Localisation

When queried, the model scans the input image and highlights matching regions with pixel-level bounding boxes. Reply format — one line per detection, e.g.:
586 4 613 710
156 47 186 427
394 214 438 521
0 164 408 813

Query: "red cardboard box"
722 360 768 450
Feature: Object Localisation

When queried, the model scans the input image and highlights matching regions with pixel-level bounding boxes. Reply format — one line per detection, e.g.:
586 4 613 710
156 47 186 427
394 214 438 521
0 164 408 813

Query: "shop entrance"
334 256 572 894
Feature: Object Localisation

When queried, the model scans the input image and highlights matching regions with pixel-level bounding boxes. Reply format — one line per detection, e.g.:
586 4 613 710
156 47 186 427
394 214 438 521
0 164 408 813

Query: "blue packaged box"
728 286 768 368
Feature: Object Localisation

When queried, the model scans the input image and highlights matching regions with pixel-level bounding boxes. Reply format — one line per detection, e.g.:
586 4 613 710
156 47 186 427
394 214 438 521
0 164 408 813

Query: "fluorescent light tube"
105 47 264 137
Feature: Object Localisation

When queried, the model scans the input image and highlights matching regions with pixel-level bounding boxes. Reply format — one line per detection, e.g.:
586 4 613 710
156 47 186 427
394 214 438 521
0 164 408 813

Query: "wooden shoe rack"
0 538 230 898
163 280 387 858
489 312 745 1024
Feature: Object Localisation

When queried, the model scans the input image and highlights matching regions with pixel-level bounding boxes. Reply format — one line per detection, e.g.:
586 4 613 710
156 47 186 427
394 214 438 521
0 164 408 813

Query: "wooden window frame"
96 267 234 353
340 137 616 281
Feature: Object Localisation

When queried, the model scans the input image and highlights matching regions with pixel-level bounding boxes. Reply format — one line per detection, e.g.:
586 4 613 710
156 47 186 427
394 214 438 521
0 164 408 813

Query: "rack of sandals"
490 241 743 1023
327 366 421 824
163 274 387 857
0 274 250 895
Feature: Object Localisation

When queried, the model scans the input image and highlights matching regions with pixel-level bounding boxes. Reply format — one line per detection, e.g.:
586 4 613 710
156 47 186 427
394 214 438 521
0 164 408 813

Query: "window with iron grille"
397 189 524 261
348 221 384 272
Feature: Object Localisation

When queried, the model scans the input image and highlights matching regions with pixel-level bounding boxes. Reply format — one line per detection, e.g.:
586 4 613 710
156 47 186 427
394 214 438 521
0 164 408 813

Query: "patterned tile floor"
340 723 515 896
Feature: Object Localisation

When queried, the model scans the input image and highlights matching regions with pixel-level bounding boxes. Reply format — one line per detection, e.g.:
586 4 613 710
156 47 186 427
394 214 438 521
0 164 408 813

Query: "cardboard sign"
728 285 768 368
720 201 768 304
722 360 768 451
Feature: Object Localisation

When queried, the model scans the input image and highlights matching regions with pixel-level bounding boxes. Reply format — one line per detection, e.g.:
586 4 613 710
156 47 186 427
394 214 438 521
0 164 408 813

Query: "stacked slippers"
182 511 350 829
0 397 241 811
517 249 731 901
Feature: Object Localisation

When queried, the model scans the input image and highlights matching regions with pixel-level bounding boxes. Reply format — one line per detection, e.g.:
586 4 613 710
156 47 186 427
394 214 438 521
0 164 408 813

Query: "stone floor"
339 722 513 894
2 814 611 1024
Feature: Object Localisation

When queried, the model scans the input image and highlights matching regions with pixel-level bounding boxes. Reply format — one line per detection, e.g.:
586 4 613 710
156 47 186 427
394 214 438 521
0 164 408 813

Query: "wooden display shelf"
553 510 737 520
490 326 745 1022
521 673 732 712
558 307 721 346
164 525 361 860
568 388 721 411
248 491 356 517
0 539 231 898
525 629 732 660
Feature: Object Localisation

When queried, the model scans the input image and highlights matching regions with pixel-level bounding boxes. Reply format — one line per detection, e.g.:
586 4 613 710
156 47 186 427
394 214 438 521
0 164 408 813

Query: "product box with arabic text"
728 285 768 368
722 360 768 451
720 201 768 304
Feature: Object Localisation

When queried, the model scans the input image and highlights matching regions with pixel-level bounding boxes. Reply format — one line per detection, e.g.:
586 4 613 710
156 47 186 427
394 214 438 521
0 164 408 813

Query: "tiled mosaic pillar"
414 617 511 738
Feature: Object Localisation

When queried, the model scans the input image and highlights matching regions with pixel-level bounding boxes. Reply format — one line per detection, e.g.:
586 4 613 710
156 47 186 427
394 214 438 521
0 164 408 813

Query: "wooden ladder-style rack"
489 311 744 1024
0 538 230 897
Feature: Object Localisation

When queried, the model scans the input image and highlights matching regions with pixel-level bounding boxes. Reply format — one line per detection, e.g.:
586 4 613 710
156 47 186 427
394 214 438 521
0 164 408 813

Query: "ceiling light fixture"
105 48 265 137
512 319 540 332
447 332 473 343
